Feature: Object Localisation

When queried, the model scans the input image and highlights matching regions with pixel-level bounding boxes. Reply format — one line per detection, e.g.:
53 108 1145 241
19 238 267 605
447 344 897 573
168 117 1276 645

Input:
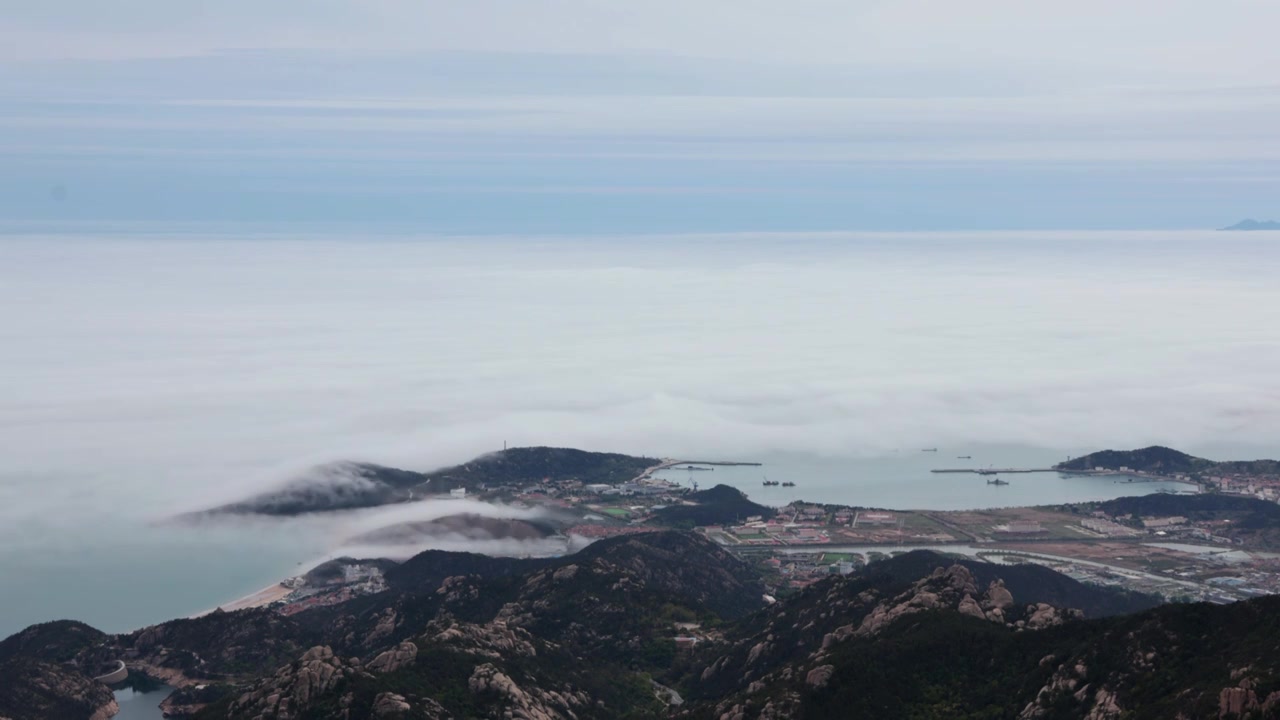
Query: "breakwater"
930 468 1058 474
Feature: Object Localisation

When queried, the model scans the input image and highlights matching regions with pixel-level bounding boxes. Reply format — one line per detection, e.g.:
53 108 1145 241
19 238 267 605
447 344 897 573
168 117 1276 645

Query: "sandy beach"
193 583 291 617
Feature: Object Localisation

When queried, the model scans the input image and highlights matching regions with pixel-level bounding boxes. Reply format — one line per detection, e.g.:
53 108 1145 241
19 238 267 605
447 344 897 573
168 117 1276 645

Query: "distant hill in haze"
1056 445 1279 477
1056 446 1214 475
1220 218 1280 230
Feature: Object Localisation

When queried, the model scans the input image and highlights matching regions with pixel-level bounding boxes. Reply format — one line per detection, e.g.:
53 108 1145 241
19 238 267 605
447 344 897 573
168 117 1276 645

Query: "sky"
3 0 1280 231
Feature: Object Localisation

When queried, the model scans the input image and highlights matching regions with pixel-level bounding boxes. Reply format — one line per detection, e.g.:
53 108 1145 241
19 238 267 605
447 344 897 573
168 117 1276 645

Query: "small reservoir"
111 682 174 720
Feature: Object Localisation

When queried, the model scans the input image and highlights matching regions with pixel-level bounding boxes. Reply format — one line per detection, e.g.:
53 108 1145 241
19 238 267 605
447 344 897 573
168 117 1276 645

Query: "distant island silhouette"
1220 218 1280 230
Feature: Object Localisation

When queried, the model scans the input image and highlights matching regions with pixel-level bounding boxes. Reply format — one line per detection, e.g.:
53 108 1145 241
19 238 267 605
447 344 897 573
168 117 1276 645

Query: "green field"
821 553 857 562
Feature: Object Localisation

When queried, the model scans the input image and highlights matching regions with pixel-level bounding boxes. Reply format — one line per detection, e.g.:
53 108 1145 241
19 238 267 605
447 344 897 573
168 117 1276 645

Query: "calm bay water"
1 230 1278 638
111 684 174 720
653 445 1191 509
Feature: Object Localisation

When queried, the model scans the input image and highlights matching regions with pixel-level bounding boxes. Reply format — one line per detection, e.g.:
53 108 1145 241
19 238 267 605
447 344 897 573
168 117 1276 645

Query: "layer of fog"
2 231 1279 546
318 495 598 562
179 491 575 561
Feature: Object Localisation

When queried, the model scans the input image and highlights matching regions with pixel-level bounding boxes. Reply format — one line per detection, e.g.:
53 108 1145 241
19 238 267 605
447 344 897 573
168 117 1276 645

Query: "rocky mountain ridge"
5 535 1280 719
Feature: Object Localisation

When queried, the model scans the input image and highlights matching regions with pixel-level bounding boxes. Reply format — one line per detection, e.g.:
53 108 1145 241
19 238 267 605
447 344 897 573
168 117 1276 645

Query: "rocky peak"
468 662 590 720
230 645 361 719
983 579 1015 610
366 641 418 674
856 564 985 637
428 619 537 659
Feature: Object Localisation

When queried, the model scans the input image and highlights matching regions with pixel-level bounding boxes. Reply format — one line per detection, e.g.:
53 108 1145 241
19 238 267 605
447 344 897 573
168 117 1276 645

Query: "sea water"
652 445 1191 510
2 230 1278 638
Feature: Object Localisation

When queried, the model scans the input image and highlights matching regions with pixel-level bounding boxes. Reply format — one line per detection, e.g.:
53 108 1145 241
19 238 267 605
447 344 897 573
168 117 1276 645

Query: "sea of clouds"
2 230 1278 535
2 229 1279 635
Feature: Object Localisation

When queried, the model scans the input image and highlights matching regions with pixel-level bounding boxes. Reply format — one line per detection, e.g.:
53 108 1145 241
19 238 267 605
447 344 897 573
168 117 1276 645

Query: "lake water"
1 230 1278 639
111 685 174 720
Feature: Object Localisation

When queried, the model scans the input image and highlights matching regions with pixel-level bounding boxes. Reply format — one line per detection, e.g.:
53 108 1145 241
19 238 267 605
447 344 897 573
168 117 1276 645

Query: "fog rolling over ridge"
305 497 588 565
1 230 1279 635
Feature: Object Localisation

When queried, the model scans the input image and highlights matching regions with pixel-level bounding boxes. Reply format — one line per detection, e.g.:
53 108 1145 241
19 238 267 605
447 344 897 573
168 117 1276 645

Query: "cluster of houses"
1133 466 1280 503
757 551 868 589
1213 476 1280 502
500 475 688 507
276 564 389 616
1078 509 1242 544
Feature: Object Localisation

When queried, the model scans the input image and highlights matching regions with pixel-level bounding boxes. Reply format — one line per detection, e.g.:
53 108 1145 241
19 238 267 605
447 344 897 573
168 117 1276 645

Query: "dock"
931 468 1059 474
674 460 764 467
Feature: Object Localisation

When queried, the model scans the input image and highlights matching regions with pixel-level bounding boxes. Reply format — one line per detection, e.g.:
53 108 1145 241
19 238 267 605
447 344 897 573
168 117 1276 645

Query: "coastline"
191 582 291 618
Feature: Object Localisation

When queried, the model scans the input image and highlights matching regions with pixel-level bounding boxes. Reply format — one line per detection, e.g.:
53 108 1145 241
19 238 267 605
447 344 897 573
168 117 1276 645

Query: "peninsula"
1220 218 1280 230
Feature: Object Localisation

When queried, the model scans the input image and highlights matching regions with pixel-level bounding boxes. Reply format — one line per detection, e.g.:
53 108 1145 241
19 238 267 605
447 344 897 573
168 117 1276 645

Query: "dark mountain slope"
190 531 764 719
565 530 768 620
1057 446 1279 478
0 620 119 720
681 557 1095 707
0 657 119 720
12 534 1280 719
681 559 1280 720
1099 492 1280 526
195 462 430 517
384 548 544 592
0 531 759 719
869 550 1160 618
197 446 655 517
111 608 315 683
1098 494 1280 547
653 484 776 528
0 619 106 663
1056 446 1211 474
422 446 655 488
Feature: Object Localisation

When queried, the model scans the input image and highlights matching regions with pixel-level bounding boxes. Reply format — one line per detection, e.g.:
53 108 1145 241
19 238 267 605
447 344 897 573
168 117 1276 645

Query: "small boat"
987 478 1009 486
921 448 938 452
957 455 972 459
781 481 796 487
683 465 713 471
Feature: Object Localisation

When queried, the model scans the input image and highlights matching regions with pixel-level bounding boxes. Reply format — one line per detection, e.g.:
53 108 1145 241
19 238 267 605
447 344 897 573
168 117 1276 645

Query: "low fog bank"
327 534 594 564
1 232 1279 542
173 494 577 558
287 499 596 567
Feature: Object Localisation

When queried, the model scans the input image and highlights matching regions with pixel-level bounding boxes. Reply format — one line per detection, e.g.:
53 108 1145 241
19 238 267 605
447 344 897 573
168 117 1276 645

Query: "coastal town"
220 447 1280 615
496 452 1280 606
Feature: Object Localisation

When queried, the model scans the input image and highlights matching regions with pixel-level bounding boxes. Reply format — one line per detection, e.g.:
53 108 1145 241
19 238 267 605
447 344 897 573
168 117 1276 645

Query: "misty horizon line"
2 223 1275 237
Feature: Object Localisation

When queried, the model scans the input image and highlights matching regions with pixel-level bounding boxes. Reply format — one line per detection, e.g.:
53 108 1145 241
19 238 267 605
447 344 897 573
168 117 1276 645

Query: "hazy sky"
3 0 1279 230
